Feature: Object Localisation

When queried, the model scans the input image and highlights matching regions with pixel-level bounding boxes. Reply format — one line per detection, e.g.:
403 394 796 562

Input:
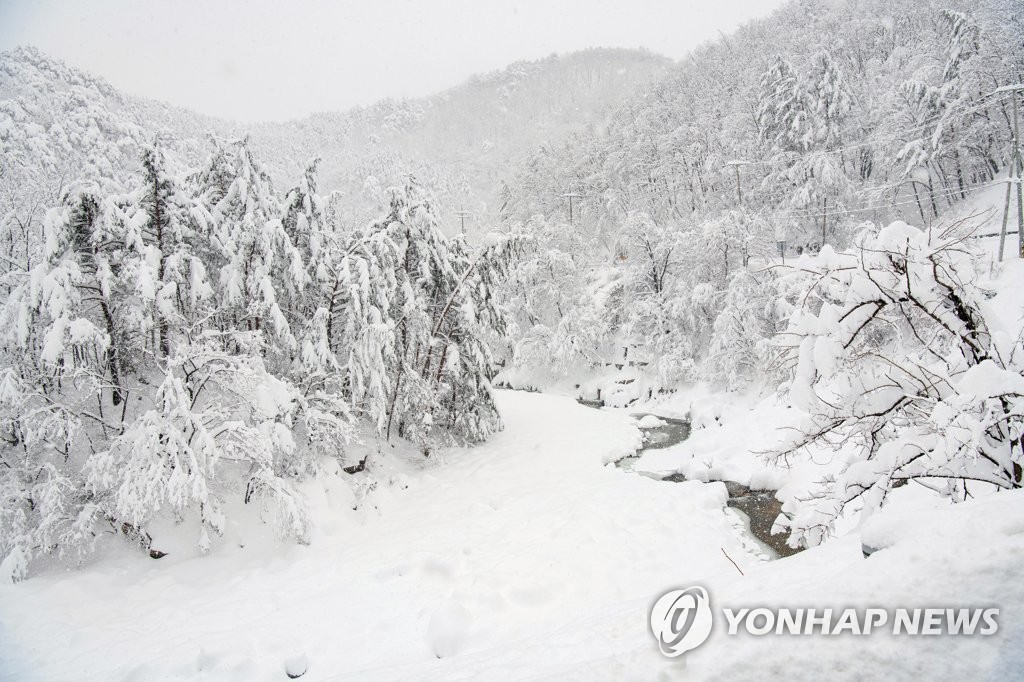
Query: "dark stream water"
605 408 802 559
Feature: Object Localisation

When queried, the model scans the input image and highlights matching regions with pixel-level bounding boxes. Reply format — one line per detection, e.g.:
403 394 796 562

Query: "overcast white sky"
0 0 786 122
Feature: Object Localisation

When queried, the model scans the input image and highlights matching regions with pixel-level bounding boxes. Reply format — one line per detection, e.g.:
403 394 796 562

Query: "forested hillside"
494 0 1024 551
1 0 1023 584
498 0 1023 387
247 48 672 219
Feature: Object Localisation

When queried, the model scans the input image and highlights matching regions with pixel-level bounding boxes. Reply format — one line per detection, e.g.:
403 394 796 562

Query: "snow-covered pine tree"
376 180 509 446
758 56 808 154
802 50 853 245
280 158 328 323
283 158 325 262
119 140 214 359
277 160 360 466
896 9 987 221
430 230 519 443
35 187 130 406
199 137 304 362
759 51 853 247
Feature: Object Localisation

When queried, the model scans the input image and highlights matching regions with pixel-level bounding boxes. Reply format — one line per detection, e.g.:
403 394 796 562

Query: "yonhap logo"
649 586 713 656
649 585 1000 657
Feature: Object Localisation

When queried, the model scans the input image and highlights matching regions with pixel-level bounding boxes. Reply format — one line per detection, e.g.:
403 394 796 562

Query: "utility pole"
998 165 1015 261
1013 92 1024 259
453 208 472 234
724 160 750 207
561 192 582 225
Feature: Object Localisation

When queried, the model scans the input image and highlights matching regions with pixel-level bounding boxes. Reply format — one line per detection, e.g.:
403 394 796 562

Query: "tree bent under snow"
771 220 1024 548
0 139 515 581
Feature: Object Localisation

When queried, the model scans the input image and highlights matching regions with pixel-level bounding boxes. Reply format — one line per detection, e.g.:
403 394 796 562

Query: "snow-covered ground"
3 389 1021 681
0 392 745 680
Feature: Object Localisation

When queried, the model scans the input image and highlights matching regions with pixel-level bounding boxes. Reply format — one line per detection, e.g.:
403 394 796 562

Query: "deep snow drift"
2 390 1021 680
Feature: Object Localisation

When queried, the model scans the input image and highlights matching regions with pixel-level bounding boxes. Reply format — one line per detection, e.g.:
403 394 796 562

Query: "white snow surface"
0 392 734 680
1 390 1021 680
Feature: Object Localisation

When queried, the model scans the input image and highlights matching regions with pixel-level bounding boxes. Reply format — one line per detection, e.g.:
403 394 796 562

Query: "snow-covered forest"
2 0 1024 679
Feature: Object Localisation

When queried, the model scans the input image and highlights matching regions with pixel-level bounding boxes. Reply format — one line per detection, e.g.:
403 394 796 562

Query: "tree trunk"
99 295 125 406
821 196 828 246
911 182 927 224
927 175 940 219
154 179 170 358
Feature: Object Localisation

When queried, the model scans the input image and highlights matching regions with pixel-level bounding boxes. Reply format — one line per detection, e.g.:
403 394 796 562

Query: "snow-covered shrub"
498 208 782 392
86 343 320 553
0 365 101 582
500 215 618 377
771 222 1024 547
706 268 782 390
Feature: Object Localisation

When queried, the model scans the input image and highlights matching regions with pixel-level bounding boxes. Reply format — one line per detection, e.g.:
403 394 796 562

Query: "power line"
768 178 1006 221
776 182 997 219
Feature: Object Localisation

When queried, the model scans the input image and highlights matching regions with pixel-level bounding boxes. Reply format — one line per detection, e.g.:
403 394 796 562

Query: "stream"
613 410 802 560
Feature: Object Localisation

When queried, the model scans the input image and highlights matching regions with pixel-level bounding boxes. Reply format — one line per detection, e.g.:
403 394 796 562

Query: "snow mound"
284 652 309 678
636 415 667 428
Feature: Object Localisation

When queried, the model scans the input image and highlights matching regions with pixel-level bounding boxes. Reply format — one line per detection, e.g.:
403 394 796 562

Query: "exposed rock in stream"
634 415 691 450
718 483 802 558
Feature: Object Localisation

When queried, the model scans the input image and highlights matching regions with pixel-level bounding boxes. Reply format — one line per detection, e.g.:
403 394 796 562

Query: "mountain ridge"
1 44 673 228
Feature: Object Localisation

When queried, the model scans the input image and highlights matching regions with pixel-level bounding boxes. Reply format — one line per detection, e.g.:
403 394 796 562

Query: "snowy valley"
1 0 1024 680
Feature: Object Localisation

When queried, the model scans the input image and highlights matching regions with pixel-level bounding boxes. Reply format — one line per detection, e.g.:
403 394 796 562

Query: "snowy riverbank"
1 389 1021 680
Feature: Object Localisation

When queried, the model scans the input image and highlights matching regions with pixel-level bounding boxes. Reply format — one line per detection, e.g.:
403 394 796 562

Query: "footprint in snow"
428 602 474 658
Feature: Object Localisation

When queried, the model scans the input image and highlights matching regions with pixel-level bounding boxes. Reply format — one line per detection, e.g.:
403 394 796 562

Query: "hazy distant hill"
0 46 671 231
249 50 671 205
